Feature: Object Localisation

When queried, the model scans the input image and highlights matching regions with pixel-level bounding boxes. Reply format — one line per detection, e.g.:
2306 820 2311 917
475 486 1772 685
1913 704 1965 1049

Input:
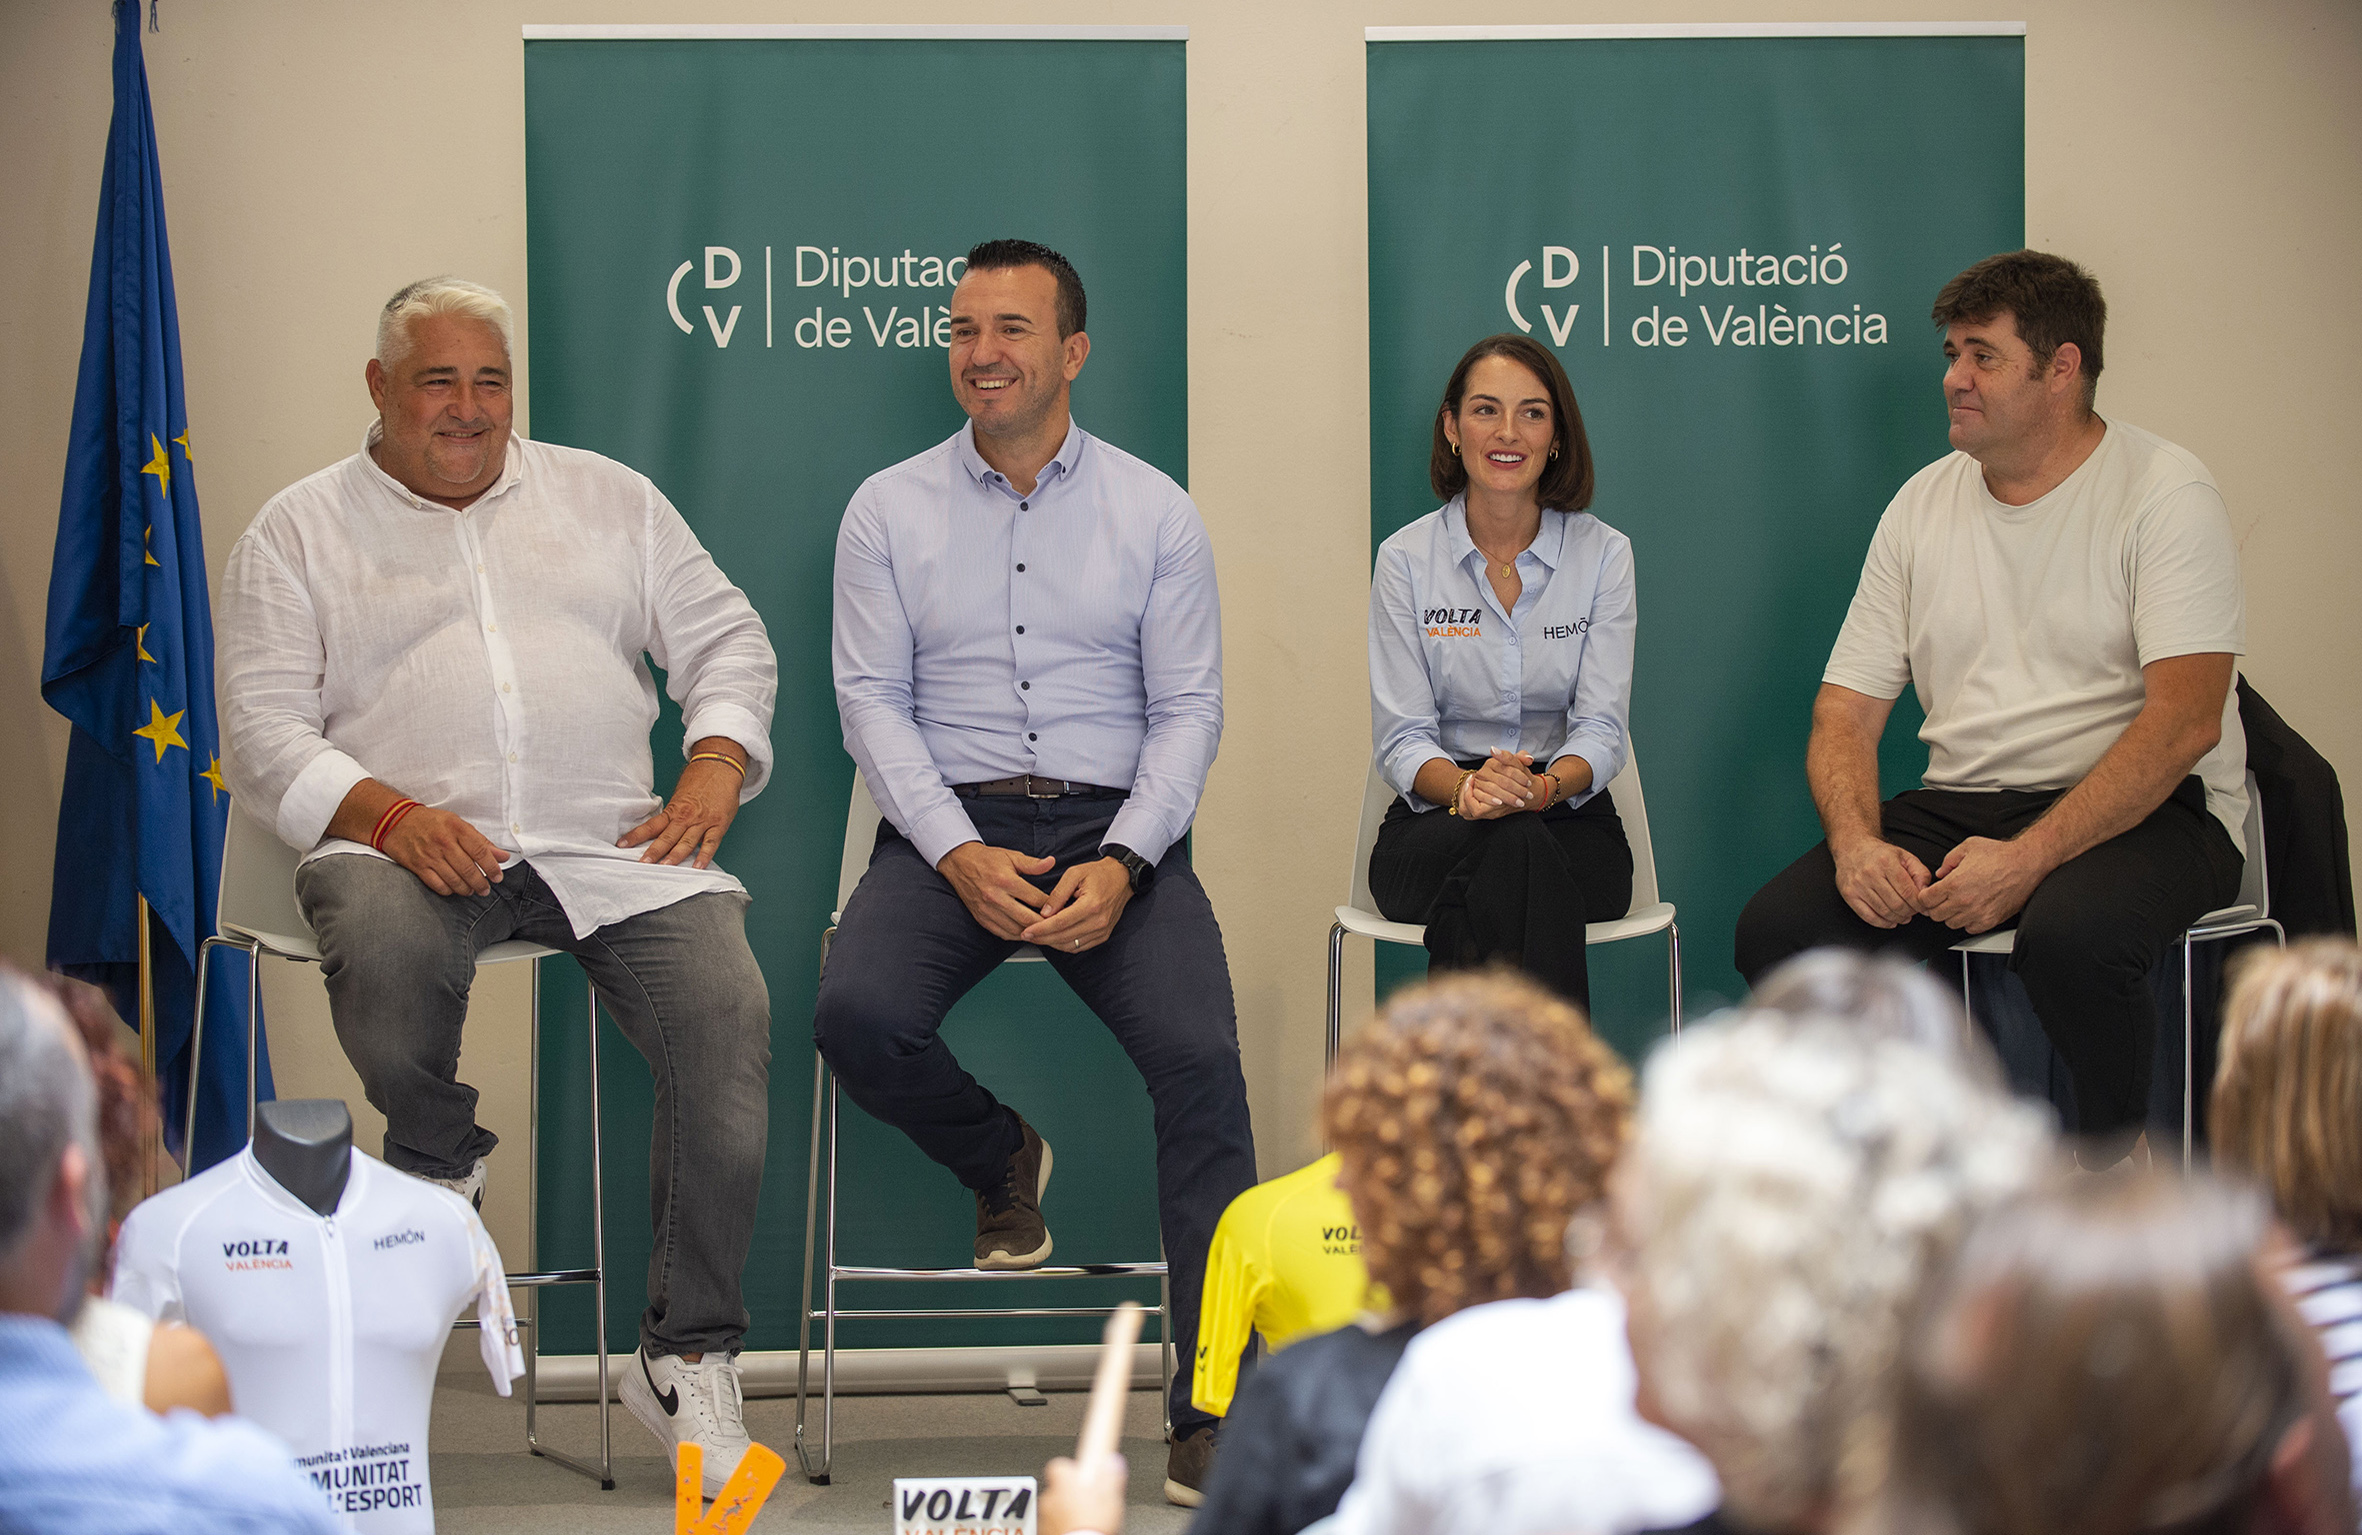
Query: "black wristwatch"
1100 843 1154 893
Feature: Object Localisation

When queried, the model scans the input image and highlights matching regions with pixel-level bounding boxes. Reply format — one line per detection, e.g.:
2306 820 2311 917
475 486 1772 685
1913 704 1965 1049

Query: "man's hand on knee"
384 806 511 897
1922 836 2047 935
1832 836 1933 929
937 842 1056 940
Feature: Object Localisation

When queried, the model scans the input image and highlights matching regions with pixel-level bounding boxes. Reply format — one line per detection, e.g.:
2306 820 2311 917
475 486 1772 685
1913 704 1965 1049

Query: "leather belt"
952 774 1123 799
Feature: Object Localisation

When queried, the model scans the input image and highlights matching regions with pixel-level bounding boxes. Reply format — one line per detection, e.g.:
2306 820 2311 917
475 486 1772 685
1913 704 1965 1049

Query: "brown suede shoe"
1165 1423 1218 1507
974 1115 1053 1270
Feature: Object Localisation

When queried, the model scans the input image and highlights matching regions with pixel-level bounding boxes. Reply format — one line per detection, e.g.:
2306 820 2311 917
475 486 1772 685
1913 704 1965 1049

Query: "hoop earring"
1549 445 1559 460
1449 441 1460 457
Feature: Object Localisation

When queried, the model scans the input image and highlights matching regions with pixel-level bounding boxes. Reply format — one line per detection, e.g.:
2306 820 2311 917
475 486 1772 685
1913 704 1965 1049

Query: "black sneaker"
1165 1423 1218 1507
974 1115 1053 1269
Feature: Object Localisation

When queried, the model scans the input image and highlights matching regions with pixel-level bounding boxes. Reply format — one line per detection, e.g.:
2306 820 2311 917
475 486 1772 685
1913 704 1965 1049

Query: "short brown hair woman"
1367 334 1633 1014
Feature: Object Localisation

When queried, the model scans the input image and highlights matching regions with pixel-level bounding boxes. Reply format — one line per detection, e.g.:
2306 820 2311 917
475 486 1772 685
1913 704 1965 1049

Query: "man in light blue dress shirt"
0 967 339 1535
818 240 1257 1504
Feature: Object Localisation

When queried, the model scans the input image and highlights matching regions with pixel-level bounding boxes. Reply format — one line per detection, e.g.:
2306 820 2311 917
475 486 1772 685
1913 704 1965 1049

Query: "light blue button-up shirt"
0 1314 340 1534
834 420 1223 867
1369 498 1636 811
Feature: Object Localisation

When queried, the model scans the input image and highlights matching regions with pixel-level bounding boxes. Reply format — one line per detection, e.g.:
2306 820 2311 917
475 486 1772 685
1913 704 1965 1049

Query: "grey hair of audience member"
0 965 106 1317
1616 1005 2053 1531
1874 1172 2353 1535
1750 948 1986 1064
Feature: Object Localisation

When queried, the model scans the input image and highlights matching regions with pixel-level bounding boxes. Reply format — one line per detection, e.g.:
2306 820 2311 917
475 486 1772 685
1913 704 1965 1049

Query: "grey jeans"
295 854 771 1357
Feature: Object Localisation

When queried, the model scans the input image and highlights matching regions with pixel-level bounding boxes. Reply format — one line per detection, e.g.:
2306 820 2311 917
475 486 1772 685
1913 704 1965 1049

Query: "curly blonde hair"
1322 969 1633 1328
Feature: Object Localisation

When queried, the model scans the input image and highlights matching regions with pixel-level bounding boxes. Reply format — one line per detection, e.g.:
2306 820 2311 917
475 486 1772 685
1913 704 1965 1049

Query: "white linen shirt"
217 425 777 937
1369 499 1636 811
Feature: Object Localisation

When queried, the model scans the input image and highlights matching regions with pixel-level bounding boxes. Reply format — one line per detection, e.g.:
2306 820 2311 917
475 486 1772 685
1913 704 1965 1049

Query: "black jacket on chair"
2238 680 2356 939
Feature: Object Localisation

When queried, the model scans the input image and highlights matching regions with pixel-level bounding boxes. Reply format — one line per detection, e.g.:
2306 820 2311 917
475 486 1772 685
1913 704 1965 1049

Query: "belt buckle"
1022 775 1064 799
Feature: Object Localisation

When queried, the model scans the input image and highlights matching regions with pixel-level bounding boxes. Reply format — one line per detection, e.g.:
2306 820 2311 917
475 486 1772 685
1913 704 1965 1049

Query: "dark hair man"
1735 250 2249 1161
0 964 339 1533
215 278 778 1493
817 238 1256 1506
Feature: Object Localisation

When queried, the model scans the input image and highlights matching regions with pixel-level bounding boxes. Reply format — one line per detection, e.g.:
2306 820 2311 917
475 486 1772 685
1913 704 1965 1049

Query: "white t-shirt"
1326 1286 1718 1535
1823 418 2248 855
112 1148 524 1534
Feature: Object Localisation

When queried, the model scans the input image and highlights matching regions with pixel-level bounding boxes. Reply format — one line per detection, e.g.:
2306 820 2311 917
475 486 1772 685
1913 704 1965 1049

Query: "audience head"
1324 969 1632 1327
1879 1172 2353 1535
2212 939 2362 1256
0 963 106 1323
1614 956 2051 1532
1747 947 1980 1060
29 973 155 1239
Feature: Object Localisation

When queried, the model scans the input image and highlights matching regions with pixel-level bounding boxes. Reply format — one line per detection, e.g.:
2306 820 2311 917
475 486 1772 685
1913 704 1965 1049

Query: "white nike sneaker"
621 1347 751 1495
417 1158 486 1210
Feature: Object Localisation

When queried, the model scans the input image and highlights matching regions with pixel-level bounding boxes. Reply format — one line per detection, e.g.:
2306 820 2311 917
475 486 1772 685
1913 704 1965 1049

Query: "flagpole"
137 893 158 1192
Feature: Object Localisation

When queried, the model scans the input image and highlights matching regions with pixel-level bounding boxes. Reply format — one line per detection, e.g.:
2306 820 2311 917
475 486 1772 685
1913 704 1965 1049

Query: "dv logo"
668 248 746 348
1503 247 1591 347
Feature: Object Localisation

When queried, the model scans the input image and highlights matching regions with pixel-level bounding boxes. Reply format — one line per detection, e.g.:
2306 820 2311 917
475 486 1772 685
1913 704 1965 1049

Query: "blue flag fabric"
44 0 270 1174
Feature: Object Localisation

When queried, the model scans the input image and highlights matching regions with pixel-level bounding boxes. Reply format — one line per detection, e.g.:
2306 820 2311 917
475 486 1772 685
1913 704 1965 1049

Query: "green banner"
523 29 1186 1353
1367 28 2024 1052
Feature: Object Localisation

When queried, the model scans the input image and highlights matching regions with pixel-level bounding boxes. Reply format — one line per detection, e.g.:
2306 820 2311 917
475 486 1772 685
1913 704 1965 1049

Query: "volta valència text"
1629 241 1887 348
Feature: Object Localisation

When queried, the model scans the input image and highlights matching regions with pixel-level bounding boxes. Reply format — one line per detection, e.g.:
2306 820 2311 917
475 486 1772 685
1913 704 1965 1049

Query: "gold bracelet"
1446 767 1477 817
689 751 747 777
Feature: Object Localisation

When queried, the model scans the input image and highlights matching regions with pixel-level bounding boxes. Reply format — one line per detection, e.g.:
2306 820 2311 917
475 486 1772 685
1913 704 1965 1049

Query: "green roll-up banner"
1366 26 2025 1055
523 27 1186 1355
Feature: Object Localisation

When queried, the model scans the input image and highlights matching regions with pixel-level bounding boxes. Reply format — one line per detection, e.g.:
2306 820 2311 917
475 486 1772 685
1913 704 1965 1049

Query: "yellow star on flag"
132 698 188 764
143 525 159 567
174 428 194 461
141 433 171 498
136 623 156 663
200 754 228 803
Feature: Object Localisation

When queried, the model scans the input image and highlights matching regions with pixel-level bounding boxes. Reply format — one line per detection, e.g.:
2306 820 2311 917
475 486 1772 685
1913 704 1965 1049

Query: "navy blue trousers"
812 793 1257 1430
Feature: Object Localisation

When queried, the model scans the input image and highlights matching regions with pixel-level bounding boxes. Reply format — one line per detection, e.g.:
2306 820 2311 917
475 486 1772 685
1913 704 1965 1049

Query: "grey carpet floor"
427 1344 1194 1533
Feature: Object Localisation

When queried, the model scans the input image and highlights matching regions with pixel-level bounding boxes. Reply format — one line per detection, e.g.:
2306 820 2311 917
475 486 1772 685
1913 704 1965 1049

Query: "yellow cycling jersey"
1191 1152 1373 1416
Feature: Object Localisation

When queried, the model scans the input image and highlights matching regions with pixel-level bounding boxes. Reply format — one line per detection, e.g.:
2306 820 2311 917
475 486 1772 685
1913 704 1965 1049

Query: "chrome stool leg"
796 1044 833 1484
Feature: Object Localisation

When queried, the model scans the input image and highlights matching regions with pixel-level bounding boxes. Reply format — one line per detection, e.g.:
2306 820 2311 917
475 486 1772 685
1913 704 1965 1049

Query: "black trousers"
811 792 1257 1431
1734 776 2243 1137
1367 789 1634 1016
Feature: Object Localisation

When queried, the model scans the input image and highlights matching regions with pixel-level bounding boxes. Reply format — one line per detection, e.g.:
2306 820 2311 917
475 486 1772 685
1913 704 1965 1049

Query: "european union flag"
44 0 269 1174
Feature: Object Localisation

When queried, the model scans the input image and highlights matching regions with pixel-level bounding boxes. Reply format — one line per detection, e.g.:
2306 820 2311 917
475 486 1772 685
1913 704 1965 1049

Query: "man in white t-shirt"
1736 250 2247 1153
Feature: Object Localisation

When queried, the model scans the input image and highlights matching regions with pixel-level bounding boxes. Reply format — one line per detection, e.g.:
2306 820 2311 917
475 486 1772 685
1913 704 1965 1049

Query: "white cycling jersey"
112 1146 524 1534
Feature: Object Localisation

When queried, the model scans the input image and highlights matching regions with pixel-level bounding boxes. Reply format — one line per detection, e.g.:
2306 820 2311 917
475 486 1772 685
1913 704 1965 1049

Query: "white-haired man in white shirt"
216 277 777 1493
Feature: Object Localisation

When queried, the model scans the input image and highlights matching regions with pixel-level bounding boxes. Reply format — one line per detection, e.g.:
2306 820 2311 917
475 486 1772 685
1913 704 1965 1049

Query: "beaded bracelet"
689 751 747 777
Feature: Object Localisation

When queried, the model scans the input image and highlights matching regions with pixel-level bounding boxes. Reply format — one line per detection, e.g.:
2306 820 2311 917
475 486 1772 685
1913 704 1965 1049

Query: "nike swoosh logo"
643 1354 680 1417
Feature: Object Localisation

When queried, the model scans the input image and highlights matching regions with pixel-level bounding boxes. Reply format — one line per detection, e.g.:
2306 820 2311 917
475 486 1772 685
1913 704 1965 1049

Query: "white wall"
4 2 2356 1260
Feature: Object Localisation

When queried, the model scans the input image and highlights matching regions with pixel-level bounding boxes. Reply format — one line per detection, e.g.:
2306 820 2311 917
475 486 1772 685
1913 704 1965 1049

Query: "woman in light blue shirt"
1366 335 1636 1014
